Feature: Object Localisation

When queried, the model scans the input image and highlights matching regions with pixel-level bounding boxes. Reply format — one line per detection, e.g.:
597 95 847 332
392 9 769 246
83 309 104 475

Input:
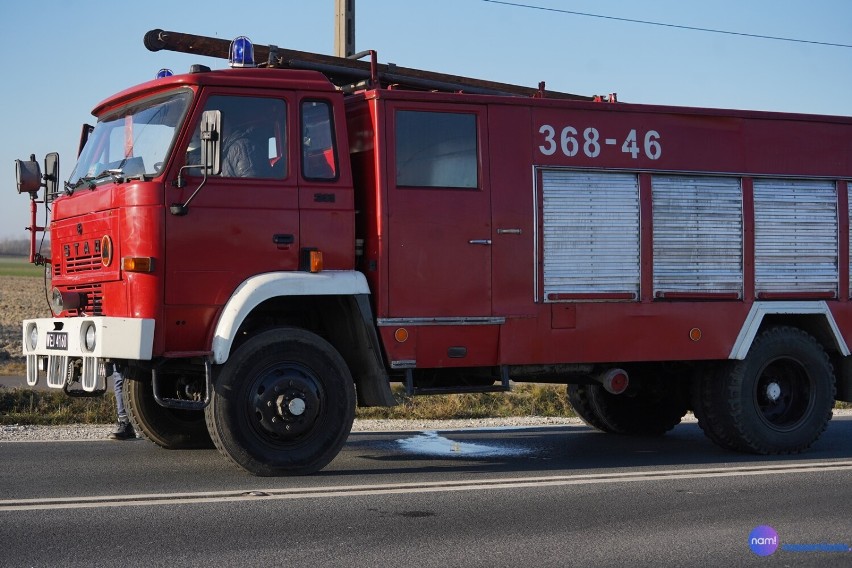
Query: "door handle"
273 234 295 245
468 239 492 245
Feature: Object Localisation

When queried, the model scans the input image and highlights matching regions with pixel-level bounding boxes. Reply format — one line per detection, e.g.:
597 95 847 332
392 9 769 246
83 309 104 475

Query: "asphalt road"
2 418 852 567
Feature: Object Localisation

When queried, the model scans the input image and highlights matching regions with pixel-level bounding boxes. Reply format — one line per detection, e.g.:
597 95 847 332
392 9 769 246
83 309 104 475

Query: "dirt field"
0 276 50 375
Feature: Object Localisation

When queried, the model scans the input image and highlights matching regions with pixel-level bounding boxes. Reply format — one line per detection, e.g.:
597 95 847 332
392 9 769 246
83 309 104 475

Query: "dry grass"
0 388 117 425
357 383 575 420
0 257 43 278
0 270 49 376
0 383 575 425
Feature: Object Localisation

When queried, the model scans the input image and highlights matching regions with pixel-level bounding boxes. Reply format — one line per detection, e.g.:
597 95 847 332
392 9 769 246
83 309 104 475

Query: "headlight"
83 322 97 352
49 287 64 313
50 287 81 313
27 323 38 350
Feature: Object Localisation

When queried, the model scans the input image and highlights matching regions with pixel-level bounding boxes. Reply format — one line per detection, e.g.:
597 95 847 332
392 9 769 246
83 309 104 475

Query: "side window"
186 95 287 179
301 101 338 180
395 110 478 189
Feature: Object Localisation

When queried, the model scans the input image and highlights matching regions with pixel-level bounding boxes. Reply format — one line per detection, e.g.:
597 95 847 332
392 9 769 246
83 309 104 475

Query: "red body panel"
530 102 852 176
347 89 852 368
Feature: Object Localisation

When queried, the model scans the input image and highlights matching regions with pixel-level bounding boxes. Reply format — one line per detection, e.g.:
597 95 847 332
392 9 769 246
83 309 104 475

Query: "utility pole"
334 0 355 57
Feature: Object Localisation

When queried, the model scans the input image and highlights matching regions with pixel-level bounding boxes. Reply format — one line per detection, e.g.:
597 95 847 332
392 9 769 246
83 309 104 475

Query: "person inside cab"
183 95 286 179
221 104 275 178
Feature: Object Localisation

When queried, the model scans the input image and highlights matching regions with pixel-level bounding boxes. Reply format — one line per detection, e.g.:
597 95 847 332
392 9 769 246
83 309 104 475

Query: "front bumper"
21 317 155 391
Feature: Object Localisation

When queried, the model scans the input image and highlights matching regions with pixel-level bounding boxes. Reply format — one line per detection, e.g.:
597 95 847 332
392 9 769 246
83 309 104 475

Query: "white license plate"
46 331 68 350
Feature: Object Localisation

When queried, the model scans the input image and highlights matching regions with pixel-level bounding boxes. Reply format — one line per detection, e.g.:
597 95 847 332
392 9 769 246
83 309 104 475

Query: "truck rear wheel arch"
730 302 849 360
732 306 849 405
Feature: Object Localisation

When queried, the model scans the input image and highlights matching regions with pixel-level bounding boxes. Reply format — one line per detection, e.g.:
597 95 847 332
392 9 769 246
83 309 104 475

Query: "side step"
152 361 212 410
404 366 511 396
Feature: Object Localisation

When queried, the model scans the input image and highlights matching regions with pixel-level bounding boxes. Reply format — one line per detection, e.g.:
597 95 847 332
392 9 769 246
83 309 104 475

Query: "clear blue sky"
1 0 850 239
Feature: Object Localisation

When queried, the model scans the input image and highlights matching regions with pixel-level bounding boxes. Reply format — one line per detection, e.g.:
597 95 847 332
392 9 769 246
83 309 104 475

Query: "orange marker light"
689 328 702 342
309 250 323 273
122 257 154 273
394 328 409 343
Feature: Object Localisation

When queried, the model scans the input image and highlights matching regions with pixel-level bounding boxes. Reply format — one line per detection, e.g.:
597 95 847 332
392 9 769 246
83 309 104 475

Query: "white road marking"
3 460 852 512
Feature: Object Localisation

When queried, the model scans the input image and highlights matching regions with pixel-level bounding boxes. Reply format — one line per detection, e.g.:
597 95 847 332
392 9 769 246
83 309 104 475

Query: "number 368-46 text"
538 125 662 161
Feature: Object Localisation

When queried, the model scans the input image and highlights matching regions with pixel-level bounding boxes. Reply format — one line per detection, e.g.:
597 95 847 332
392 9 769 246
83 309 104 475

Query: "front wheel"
205 328 356 476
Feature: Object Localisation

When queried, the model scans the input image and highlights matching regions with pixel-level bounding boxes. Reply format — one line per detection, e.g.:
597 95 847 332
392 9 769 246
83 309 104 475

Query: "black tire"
125 376 214 449
568 377 688 436
692 364 747 451
205 328 355 476
567 383 616 433
698 326 835 454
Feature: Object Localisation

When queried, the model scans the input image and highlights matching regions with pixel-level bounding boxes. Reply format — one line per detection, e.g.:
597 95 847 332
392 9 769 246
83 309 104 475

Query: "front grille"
67 283 104 316
59 237 104 275
65 254 101 274
52 233 110 316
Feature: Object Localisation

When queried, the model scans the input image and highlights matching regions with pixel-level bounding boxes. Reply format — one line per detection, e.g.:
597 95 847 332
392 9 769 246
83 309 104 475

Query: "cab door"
295 96 356 271
164 91 298 353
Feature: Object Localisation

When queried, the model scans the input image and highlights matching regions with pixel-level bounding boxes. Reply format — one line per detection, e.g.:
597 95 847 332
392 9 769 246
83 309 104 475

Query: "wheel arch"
210 271 395 407
729 301 850 360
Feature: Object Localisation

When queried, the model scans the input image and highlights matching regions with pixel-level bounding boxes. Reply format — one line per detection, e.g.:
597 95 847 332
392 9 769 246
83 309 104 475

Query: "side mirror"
15 155 42 195
170 110 221 216
44 152 60 199
200 110 221 176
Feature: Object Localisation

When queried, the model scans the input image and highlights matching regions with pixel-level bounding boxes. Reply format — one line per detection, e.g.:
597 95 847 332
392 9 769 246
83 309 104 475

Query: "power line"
482 0 852 49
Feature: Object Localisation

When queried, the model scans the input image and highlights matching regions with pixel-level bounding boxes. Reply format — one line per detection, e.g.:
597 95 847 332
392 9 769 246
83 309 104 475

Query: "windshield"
67 89 192 189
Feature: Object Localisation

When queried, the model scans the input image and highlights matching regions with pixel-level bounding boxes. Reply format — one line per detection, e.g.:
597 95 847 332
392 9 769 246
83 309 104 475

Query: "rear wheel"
567 383 616 433
696 326 835 454
692 364 745 451
205 328 355 476
568 375 688 436
124 375 213 449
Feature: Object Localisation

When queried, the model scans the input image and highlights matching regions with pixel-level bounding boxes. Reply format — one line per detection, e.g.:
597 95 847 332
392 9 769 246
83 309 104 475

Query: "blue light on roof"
229 36 255 68
156 68 174 79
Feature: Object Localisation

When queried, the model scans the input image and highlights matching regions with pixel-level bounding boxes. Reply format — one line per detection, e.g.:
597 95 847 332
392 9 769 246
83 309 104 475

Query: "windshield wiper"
67 168 126 194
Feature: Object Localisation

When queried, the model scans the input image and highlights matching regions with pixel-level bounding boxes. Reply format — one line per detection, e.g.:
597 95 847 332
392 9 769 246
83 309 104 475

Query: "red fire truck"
15 29 852 475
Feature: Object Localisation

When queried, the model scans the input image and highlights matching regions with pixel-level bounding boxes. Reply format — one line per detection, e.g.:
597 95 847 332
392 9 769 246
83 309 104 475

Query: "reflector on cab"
101 235 113 267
